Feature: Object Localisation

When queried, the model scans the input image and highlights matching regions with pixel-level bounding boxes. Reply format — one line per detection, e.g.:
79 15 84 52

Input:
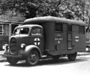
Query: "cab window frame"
31 27 42 36
20 27 29 34
14 27 30 35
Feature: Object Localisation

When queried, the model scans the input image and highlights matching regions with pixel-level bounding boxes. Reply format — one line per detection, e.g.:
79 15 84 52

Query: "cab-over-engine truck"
3 16 86 66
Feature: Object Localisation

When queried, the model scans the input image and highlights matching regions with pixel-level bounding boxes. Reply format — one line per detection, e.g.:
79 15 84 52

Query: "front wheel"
26 50 39 66
67 52 77 61
7 57 18 65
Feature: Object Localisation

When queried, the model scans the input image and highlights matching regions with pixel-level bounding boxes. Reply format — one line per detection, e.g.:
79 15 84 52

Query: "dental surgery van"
3 16 86 66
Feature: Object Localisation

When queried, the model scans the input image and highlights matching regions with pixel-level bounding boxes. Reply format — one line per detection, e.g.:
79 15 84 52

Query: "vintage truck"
3 16 86 66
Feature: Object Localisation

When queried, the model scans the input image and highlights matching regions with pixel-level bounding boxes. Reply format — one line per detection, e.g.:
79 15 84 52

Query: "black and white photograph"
0 0 90 75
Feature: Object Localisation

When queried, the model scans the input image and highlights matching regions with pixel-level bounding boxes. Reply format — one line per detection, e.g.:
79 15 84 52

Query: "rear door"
72 25 85 52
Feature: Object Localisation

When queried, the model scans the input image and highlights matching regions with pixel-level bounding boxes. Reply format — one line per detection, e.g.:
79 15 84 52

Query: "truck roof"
24 16 86 26
15 24 42 29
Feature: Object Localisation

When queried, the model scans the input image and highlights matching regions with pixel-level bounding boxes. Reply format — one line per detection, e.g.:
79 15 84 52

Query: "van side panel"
43 22 55 51
46 24 86 56
54 24 67 53
46 23 68 55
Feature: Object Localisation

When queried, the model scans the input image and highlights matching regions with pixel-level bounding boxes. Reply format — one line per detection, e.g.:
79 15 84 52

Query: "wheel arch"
24 45 42 58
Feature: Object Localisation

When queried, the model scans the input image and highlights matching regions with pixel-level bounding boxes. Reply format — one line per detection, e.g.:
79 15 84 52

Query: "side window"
14 27 29 35
20 28 29 34
14 28 20 35
68 25 72 32
79 26 85 34
55 23 63 32
31 27 42 36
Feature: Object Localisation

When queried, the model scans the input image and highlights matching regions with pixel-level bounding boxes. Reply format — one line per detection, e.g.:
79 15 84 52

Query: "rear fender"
24 45 42 57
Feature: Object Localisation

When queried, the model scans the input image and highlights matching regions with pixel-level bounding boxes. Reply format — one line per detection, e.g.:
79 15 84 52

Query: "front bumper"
2 49 24 58
2 54 22 58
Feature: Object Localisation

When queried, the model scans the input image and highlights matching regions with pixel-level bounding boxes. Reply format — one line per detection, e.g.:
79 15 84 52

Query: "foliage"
0 0 90 24
0 10 25 22
37 0 90 25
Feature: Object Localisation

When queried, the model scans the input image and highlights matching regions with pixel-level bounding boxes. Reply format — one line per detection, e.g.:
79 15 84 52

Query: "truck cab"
10 25 44 54
3 16 86 66
4 24 44 65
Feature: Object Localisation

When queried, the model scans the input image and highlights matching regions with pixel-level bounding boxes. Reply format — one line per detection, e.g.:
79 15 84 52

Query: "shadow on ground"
5 57 89 67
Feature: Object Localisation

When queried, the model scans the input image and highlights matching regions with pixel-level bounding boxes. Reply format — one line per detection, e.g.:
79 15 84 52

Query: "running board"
41 55 47 58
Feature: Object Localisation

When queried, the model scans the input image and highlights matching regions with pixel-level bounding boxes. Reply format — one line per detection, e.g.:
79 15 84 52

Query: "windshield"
14 27 29 35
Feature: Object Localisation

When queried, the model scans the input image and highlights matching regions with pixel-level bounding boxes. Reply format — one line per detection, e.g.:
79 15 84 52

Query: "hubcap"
29 52 38 63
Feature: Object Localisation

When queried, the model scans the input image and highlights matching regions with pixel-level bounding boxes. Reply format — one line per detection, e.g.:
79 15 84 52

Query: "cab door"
31 26 44 54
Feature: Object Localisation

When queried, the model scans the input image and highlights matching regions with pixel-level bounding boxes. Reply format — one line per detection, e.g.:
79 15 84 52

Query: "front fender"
23 45 41 57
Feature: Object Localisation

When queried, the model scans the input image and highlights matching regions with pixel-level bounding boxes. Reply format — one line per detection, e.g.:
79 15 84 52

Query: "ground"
0 51 90 75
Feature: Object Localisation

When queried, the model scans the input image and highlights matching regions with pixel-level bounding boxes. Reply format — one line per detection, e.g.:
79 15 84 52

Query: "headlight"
21 43 26 49
86 48 89 51
2 44 9 50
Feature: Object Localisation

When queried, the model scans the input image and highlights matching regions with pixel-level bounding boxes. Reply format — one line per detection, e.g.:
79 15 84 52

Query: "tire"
26 50 39 66
52 56 60 61
7 57 18 65
67 52 77 61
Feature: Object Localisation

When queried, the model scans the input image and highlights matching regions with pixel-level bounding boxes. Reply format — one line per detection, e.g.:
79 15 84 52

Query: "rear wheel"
67 52 77 61
26 50 39 66
7 57 18 65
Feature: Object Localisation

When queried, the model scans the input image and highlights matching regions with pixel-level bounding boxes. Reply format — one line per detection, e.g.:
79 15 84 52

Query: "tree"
0 0 90 23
